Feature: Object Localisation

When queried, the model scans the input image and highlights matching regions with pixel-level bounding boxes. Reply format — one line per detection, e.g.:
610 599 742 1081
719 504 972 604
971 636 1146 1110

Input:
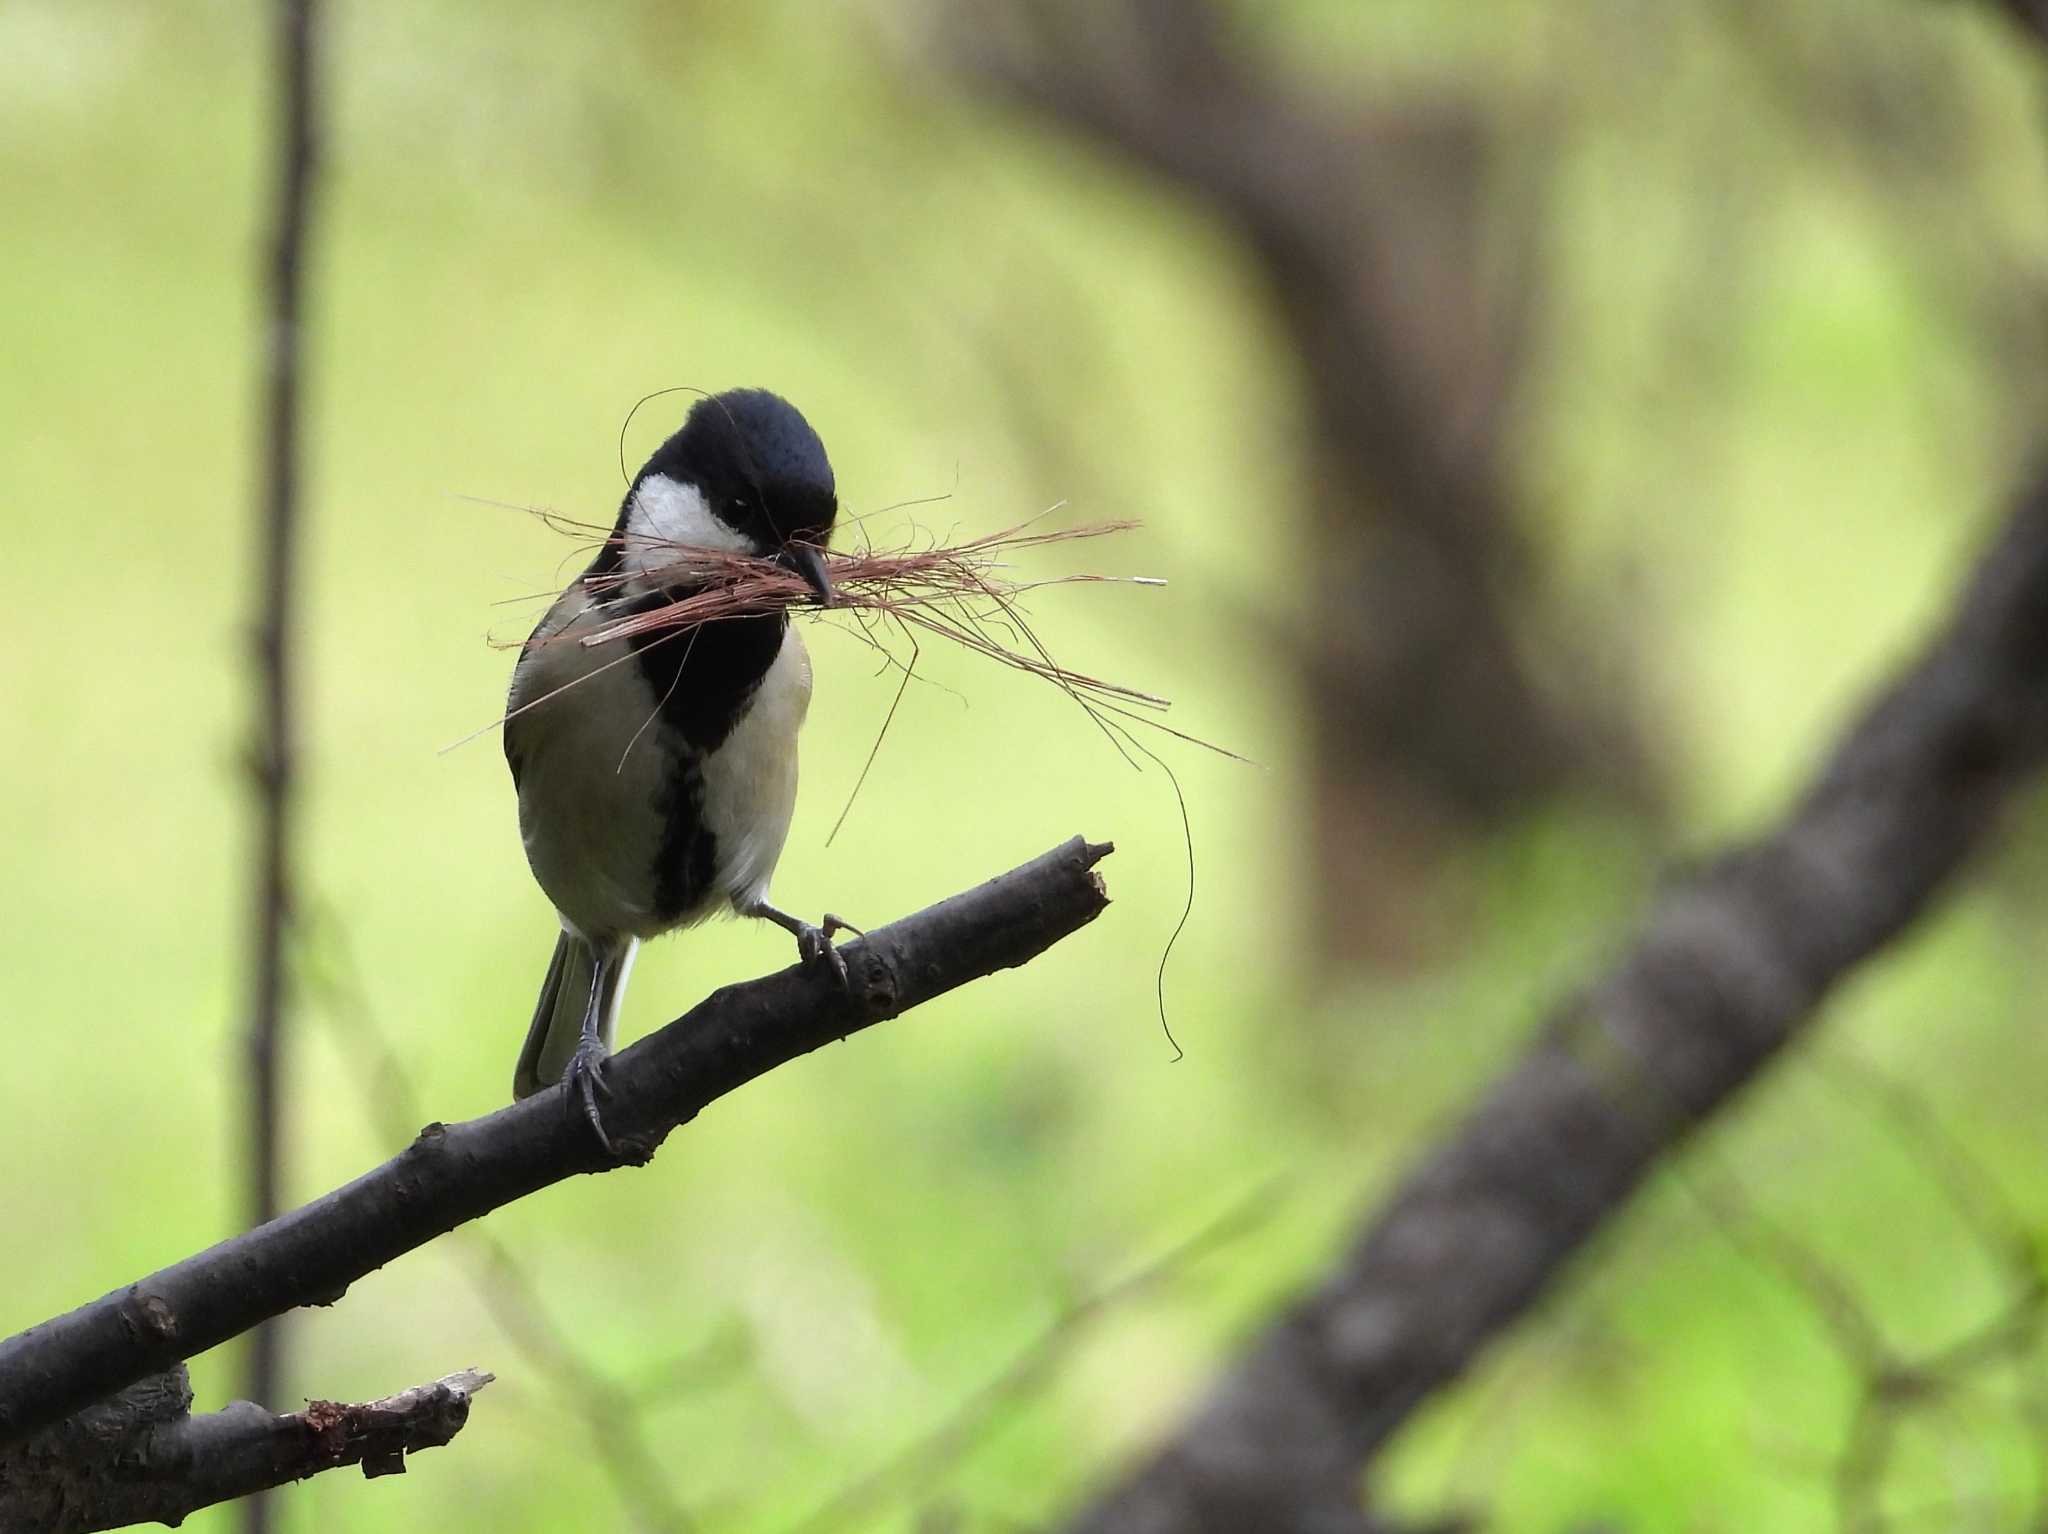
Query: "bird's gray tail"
512 930 638 1101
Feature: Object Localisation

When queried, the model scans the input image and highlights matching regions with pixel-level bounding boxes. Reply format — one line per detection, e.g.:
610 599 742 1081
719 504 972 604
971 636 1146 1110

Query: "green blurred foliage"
4 1 2048 1530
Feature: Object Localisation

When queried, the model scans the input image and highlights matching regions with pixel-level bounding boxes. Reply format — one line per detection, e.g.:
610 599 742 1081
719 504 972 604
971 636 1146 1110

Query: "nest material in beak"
780 542 835 607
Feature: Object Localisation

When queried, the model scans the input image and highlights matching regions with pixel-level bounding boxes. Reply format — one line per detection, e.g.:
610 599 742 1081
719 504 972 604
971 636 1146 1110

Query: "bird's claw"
796 912 862 989
563 1036 617 1155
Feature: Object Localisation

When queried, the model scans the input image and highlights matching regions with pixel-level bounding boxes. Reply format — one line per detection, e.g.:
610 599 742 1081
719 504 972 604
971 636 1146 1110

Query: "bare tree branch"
0 837 1113 1449
1061 468 2048 1532
242 10 322 1529
0 1366 490 1534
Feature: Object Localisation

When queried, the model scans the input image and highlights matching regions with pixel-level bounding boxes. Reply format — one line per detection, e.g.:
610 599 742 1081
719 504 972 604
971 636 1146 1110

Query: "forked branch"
0 1367 492 1534
0 838 1113 1450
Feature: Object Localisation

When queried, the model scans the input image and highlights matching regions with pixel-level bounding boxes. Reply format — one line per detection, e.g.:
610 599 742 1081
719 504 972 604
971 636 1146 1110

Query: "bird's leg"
743 899 862 987
563 946 618 1155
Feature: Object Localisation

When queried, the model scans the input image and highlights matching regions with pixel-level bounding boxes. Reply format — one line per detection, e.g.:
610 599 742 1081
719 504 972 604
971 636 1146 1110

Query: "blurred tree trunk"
948 0 1661 968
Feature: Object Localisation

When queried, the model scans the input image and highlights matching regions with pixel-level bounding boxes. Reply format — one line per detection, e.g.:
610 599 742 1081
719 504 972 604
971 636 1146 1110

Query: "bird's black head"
617 390 838 603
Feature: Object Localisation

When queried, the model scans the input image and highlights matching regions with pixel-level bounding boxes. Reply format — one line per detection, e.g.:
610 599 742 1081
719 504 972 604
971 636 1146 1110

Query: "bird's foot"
744 901 863 989
795 912 862 988
563 1035 617 1155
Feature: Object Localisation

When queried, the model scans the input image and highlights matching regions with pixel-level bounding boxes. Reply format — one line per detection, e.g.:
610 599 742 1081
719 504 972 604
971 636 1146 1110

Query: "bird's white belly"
703 622 811 912
508 588 812 939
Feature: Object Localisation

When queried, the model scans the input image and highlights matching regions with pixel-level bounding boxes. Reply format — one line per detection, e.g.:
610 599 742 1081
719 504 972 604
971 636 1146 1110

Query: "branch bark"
0 837 1113 1448
1061 470 2048 1532
0 1366 491 1534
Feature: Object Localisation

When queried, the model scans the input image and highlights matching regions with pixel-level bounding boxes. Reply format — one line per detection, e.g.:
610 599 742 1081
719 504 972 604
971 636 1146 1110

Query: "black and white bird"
505 388 853 1148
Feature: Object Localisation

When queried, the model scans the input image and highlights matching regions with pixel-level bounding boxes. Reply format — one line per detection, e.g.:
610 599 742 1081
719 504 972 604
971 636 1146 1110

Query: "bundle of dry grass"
528 513 1232 760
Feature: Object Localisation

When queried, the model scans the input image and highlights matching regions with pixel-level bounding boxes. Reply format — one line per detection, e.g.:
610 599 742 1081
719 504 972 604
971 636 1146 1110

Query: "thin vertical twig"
243 1 320 1530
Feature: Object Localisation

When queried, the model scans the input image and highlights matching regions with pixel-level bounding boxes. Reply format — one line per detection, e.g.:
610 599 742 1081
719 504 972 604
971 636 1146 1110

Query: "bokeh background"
8 1 2048 1529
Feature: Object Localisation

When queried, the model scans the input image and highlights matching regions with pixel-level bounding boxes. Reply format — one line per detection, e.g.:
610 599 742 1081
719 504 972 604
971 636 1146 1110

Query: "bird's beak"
779 541 835 608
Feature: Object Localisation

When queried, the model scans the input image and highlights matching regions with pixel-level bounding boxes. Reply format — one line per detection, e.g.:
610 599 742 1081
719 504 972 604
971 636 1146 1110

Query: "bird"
504 387 854 1150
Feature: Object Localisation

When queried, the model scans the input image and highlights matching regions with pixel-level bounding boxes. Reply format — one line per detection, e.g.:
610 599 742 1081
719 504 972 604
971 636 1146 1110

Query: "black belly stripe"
651 758 720 921
626 604 783 751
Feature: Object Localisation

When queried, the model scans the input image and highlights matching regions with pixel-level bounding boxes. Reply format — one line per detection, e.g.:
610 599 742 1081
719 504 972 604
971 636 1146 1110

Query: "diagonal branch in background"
1061 472 2048 1533
0 1366 491 1534
0 838 1112 1449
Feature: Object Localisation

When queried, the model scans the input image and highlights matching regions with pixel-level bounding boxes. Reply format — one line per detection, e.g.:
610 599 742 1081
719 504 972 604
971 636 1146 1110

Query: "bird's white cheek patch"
622 473 752 582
